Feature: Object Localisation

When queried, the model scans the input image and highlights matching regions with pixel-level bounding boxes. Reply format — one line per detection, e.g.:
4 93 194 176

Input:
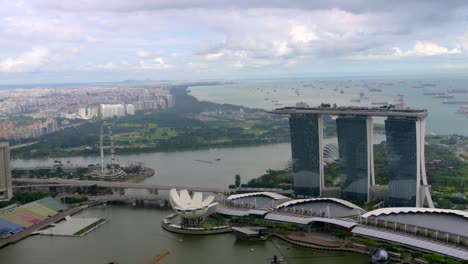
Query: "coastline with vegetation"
11 83 290 159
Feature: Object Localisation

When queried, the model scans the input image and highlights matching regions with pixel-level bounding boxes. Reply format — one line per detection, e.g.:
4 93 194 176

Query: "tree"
88 184 99 195
235 174 241 188
55 166 63 174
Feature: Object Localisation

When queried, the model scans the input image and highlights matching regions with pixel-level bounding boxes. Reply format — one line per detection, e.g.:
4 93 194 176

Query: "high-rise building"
0 142 12 200
166 94 176 108
100 104 126 119
158 96 167 109
289 114 323 197
336 116 374 203
270 106 433 208
385 117 431 207
126 104 135 115
78 107 87 117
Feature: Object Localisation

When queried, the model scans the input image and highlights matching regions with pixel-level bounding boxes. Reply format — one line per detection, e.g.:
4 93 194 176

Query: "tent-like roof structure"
276 197 365 212
227 192 290 201
362 207 468 219
215 206 269 217
264 212 358 229
353 226 468 260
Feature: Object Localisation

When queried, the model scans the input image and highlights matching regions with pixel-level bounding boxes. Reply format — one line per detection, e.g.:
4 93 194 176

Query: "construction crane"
150 249 170 264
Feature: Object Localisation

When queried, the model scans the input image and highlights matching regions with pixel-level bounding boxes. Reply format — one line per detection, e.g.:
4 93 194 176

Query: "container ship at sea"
442 101 468 105
447 89 468 93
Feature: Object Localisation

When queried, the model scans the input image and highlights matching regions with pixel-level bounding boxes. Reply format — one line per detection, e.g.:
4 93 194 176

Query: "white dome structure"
169 189 218 226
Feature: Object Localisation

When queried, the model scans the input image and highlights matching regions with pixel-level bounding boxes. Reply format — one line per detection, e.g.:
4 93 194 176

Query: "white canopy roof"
363 207 468 219
276 197 365 211
353 226 468 260
227 192 290 201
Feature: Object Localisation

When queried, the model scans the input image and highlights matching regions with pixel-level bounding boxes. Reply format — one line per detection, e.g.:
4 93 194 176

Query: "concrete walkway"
37 217 102 236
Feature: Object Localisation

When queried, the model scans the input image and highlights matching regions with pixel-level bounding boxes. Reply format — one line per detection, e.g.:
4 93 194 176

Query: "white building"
158 97 167 109
78 108 87 118
126 104 135 115
166 94 175 108
169 189 217 226
87 107 98 117
100 104 126 119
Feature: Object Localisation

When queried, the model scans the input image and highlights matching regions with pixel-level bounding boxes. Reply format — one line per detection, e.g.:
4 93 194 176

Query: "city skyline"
1 0 468 84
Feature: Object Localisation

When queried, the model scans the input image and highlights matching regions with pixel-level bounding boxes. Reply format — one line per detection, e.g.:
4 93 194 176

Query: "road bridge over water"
13 178 227 194
12 178 293 195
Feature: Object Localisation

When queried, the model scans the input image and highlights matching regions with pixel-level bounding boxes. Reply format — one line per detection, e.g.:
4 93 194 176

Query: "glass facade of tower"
336 116 369 204
289 114 321 196
385 117 417 207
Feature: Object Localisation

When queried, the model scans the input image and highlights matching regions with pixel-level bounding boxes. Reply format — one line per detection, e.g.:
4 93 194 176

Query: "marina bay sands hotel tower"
269 106 434 208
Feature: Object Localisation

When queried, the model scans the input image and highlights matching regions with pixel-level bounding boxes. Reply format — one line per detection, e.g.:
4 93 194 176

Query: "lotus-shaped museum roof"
169 189 217 219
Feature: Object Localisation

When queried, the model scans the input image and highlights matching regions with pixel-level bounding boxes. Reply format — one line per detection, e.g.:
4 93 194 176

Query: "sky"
0 0 468 84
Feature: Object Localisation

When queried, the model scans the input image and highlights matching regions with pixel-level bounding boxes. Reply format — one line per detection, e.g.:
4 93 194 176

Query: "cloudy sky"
1 0 468 84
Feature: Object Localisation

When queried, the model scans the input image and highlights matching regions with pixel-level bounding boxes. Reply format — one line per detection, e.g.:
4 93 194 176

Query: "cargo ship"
447 89 468 93
443 101 468 105
433 95 454 99
423 92 444 96
368 88 382 92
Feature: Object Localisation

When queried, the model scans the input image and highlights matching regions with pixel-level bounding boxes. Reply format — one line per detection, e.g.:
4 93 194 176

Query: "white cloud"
136 50 151 58
272 41 291 57
139 57 171 70
97 62 117 70
1 1 468 80
231 61 244 69
348 41 462 60
289 25 318 44
0 47 50 72
204 52 224 61
455 32 468 50
412 41 461 56
4 16 93 41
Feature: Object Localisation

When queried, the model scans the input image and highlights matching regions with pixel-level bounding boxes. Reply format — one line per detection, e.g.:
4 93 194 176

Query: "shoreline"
12 140 290 160
123 167 155 183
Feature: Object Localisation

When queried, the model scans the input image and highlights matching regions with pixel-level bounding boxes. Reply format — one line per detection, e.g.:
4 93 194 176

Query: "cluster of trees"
12 167 88 180
242 169 292 189
0 192 57 208
63 196 88 204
